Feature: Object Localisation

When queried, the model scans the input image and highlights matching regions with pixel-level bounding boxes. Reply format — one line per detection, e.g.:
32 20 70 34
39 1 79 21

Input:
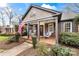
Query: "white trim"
48 23 54 33
63 22 72 32
71 22 72 32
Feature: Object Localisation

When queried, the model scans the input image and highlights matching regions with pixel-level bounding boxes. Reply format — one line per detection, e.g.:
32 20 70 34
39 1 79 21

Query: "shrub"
15 33 20 42
59 32 79 48
7 33 20 43
7 36 16 44
36 43 72 56
50 45 72 56
36 42 50 56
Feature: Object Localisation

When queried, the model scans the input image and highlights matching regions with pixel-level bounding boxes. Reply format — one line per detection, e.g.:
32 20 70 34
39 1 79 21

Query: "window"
64 22 72 32
48 23 54 33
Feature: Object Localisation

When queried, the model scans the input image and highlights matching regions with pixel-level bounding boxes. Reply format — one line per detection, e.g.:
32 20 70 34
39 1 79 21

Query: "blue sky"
8 3 66 15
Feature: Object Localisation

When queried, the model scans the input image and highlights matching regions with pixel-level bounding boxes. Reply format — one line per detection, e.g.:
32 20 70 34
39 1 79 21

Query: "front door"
40 25 43 36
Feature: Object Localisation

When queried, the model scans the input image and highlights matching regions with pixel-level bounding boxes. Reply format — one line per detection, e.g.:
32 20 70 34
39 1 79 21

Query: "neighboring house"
21 5 79 42
0 25 15 34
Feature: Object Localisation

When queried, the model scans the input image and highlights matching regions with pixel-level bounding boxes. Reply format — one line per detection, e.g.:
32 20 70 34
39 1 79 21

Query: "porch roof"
22 5 62 21
24 15 56 24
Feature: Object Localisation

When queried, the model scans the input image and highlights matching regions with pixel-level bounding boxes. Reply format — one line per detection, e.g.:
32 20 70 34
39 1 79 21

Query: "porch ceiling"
25 16 55 24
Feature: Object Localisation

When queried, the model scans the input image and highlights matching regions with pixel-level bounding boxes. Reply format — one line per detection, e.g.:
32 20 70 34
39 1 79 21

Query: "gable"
23 5 61 22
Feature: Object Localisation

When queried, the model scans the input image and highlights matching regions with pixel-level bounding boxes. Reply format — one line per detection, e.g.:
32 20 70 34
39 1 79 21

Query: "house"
21 5 79 43
0 25 16 34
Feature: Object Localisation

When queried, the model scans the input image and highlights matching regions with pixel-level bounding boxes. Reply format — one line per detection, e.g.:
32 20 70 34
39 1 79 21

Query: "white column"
27 23 29 38
37 21 40 41
43 23 45 36
55 17 59 45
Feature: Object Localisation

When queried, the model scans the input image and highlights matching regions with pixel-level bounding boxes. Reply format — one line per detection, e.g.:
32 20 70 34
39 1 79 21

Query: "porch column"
37 21 40 41
55 17 59 45
43 23 45 36
27 22 29 38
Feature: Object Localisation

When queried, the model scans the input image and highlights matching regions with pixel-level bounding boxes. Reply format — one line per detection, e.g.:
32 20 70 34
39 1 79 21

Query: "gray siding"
58 22 61 34
72 20 78 32
59 21 77 32
60 22 65 32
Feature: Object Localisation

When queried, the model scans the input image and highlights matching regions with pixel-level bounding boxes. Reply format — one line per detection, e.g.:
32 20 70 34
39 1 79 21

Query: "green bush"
7 33 20 44
50 45 72 56
37 42 50 56
59 32 79 48
7 36 16 43
15 33 20 42
36 43 72 56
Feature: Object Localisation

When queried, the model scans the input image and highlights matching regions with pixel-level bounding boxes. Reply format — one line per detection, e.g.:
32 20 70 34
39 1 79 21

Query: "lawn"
0 36 10 41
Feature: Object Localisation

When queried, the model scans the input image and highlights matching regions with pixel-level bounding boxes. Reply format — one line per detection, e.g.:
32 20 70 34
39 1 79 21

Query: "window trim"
64 22 72 32
48 23 54 33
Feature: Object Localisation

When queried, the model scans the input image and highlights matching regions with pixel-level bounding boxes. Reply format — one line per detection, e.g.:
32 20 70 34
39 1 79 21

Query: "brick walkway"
0 42 32 56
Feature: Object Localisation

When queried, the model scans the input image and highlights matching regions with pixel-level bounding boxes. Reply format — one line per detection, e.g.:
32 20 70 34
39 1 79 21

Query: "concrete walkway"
0 42 32 56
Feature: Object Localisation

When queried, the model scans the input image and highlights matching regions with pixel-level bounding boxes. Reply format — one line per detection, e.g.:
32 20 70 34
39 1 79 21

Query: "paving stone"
0 42 32 56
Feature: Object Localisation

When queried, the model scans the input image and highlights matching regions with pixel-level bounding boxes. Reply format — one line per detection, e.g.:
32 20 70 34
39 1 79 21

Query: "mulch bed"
17 43 79 56
17 43 52 56
0 37 26 50
17 47 38 56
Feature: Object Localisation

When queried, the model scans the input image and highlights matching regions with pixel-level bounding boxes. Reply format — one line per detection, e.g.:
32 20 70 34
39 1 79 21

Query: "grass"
0 49 5 53
0 36 10 41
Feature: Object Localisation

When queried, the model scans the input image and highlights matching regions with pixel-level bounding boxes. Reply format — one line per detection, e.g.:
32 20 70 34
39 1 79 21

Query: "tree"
4 7 22 26
11 15 22 26
4 7 15 25
63 3 79 13
0 11 5 26
74 14 79 23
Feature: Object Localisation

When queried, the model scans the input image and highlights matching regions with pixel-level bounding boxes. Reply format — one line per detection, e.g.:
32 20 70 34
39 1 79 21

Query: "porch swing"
44 23 55 38
44 31 52 38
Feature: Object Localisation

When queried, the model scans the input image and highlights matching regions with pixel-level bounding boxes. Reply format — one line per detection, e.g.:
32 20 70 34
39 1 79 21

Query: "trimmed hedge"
59 32 79 48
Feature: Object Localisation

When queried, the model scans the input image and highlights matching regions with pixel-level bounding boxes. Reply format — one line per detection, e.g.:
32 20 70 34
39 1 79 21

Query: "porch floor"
22 36 56 45
39 37 56 45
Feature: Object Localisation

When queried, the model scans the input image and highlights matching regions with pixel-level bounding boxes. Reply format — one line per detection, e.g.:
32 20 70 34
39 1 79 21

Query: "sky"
0 3 79 26
1 3 66 15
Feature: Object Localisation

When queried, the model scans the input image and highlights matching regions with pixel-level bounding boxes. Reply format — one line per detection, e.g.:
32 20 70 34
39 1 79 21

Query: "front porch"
24 16 59 45
21 5 62 45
